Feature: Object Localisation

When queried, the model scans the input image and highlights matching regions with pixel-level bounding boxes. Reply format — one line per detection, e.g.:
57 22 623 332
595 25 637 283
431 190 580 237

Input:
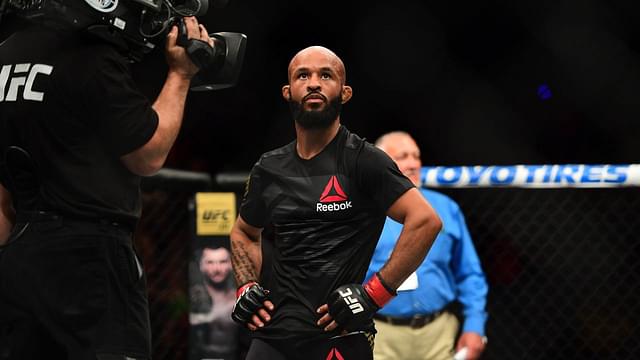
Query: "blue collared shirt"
366 188 489 335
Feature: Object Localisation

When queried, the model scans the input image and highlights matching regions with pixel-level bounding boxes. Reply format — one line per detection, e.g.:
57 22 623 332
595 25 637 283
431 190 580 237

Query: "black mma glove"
327 272 396 331
231 281 270 325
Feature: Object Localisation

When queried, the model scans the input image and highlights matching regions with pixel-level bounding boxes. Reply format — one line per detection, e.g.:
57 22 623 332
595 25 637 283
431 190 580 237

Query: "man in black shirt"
0 8 213 360
230 46 443 359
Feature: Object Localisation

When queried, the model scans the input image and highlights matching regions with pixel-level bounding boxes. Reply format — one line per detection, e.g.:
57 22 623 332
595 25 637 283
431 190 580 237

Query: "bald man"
229 46 442 359
368 131 488 360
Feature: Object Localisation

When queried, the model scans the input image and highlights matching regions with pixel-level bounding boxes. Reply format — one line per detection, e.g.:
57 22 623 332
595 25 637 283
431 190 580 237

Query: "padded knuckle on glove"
327 284 378 331
231 283 269 325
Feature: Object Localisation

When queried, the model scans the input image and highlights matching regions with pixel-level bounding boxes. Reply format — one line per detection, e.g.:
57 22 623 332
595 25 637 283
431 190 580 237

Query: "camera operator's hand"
165 16 213 80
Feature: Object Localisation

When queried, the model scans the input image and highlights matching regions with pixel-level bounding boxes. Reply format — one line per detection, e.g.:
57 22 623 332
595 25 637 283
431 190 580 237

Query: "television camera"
0 0 246 90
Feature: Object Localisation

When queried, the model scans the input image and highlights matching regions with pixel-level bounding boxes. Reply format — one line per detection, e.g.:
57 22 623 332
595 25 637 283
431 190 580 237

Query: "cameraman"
0 7 212 360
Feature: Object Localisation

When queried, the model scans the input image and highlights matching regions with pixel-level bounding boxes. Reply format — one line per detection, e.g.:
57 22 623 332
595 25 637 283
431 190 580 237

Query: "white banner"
421 164 640 188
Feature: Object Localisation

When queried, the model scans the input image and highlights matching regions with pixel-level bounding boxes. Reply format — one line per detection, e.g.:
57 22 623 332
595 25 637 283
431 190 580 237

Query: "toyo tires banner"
421 164 640 188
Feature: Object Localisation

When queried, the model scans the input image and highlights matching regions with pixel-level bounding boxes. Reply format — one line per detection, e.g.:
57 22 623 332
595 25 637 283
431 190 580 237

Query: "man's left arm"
379 187 442 289
318 188 441 332
121 17 209 176
0 183 15 245
318 144 442 332
452 205 489 359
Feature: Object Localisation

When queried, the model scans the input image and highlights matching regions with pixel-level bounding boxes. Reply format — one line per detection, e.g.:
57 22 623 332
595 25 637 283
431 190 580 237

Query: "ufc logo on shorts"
338 288 364 314
0 63 53 102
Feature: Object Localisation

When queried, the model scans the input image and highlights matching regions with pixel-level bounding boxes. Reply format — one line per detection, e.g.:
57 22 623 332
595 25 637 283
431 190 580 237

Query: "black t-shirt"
240 125 414 340
0 25 158 224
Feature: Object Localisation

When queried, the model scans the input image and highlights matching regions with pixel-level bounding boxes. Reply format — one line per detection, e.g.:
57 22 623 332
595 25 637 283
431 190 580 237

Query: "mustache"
302 91 327 102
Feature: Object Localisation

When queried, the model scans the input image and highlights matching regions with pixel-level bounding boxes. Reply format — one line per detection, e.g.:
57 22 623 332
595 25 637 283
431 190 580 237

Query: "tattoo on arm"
232 241 258 286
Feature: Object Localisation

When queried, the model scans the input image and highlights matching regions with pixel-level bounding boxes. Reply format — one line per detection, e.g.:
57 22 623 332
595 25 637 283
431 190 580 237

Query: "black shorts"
245 331 375 360
0 217 151 360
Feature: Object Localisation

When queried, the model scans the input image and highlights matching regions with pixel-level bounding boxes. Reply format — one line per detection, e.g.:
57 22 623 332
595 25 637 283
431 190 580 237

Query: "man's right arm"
0 183 15 245
230 215 274 330
120 17 212 176
230 215 263 286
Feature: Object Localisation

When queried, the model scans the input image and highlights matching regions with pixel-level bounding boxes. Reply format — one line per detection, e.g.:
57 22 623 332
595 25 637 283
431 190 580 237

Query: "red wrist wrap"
236 281 257 299
363 272 396 308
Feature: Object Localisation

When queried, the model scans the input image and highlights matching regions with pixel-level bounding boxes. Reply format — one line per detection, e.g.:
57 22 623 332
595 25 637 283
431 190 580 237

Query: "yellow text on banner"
196 192 236 236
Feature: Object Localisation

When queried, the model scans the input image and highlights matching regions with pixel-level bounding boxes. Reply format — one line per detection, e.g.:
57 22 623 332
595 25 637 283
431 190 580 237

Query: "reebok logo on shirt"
316 175 352 212
325 347 345 360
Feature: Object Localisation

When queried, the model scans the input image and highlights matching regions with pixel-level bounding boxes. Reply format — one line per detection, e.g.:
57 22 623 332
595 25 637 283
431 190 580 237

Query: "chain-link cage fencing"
137 170 212 360
135 168 640 360
438 187 640 359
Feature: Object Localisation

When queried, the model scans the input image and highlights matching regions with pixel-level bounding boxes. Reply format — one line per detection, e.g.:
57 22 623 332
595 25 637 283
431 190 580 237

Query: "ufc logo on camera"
0 63 53 102
338 288 364 314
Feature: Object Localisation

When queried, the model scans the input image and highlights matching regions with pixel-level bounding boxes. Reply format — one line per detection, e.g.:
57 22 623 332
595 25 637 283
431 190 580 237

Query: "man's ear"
341 86 353 104
282 85 291 101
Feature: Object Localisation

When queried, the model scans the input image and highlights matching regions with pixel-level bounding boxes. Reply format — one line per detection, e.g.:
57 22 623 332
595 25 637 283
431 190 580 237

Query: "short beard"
289 95 342 130
205 273 232 290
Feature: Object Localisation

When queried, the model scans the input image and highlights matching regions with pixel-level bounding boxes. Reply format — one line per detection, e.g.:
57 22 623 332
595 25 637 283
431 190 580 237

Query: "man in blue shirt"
367 131 488 360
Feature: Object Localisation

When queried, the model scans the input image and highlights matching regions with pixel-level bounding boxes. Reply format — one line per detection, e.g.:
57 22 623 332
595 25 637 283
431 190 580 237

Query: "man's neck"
294 119 341 160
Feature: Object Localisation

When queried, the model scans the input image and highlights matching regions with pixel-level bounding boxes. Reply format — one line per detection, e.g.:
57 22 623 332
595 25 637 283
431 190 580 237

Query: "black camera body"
174 17 246 91
0 0 247 90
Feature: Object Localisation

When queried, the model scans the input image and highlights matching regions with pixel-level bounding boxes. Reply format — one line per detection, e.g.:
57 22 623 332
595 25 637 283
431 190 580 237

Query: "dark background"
3 2 639 358
133 0 639 176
